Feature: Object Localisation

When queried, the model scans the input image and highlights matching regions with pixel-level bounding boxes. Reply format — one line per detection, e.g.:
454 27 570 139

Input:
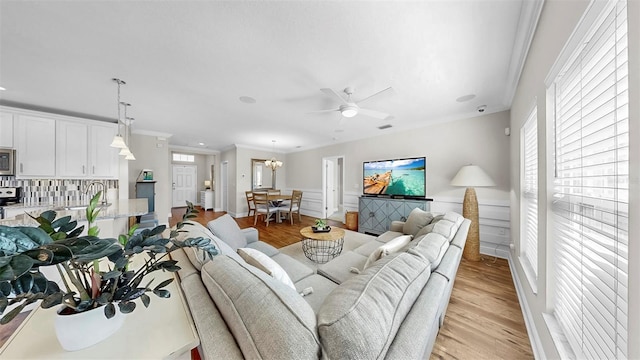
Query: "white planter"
54 306 125 351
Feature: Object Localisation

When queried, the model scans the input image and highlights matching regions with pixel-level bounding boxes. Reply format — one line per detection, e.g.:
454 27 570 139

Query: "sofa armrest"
241 227 259 244
389 221 405 232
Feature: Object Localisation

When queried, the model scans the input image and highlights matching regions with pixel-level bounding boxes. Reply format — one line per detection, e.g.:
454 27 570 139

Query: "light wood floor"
0 207 534 360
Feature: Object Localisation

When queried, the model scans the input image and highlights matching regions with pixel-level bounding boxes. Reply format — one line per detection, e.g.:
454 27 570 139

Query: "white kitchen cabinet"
56 120 89 177
16 115 56 177
56 120 119 179
88 122 119 178
0 112 14 148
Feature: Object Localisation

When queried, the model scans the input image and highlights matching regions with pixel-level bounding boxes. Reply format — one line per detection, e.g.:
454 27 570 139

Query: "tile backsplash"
0 177 118 206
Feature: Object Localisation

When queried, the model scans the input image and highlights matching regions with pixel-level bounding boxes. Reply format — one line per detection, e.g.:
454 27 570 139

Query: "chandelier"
265 140 283 170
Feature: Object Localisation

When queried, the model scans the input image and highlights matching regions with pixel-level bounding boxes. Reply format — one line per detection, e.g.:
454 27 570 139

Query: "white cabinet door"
89 123 119 178
56 120 88 177
16 115 56 177
0 112 14 148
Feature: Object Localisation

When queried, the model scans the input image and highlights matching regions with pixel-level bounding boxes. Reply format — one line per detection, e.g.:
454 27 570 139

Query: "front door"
172 165 197 207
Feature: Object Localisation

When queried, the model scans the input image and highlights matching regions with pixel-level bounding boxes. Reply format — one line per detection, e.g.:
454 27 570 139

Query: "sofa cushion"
353 239 385 257
317 251 368 284
201 256 321 360
245 241 279 257
180 221 243 270
414 214 444 238
402 208 434 237
317 251 432 359
207 214 248 250
432 212 464 241
375 230 404 244
409 232 450 270
363 234 413 270
237 248 296 290
294 274 339 313
269 253 315 283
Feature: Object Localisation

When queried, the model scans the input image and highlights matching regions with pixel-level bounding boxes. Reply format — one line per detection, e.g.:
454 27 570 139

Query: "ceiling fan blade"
358 108 392 120
356 86 393 105
320 88 349 105
307 108 340 114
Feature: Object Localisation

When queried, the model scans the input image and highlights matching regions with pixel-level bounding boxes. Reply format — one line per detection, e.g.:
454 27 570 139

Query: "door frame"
221 161 228 212
321 155 345 219
171 164 198 207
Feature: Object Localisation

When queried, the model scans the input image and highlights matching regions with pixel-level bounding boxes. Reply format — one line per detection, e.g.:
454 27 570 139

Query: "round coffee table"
299 226 345 264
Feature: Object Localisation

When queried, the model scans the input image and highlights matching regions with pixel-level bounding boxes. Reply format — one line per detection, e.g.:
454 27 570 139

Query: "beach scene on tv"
363 158 426 196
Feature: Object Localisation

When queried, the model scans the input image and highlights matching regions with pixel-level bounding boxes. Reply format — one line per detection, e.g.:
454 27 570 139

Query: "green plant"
0 192 217 323
314 218 327 228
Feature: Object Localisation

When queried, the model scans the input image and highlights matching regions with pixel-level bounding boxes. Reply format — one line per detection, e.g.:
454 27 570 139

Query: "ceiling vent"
378 124 392 130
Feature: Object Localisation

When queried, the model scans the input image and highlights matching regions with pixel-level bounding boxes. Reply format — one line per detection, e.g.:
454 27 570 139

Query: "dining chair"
278 190 303 225
252 192 279 226
245 191 255 217
267 189 281 196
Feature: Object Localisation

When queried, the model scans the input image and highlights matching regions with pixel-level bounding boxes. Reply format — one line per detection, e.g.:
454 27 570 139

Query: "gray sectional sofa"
171 210 471 359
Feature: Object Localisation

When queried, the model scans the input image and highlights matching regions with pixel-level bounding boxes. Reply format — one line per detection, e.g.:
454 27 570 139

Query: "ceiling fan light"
110 135 127 148
125 152 136 161
341 105 358 118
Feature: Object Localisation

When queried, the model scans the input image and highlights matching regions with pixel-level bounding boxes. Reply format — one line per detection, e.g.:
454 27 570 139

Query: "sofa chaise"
170 209 470 359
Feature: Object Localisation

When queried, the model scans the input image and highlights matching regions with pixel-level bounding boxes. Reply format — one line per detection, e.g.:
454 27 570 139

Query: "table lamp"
204 180 211 190
450 164 495 261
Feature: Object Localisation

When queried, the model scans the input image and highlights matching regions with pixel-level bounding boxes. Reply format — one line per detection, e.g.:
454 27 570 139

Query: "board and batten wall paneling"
431 197 510 258
284 111 510 201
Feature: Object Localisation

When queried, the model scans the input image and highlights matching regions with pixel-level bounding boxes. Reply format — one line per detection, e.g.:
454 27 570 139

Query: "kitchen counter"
0 199 149 226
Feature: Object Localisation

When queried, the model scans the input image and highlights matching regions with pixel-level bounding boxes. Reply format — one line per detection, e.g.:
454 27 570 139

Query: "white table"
0 267 198 359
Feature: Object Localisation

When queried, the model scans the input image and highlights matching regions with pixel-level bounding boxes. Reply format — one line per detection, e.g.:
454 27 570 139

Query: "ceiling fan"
310 86 393 120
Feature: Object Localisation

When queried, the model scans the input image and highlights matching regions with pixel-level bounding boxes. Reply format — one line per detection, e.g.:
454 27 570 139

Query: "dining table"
266 193 292 223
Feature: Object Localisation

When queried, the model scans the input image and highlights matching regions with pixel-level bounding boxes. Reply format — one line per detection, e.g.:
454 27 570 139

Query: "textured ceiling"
0 1 538 153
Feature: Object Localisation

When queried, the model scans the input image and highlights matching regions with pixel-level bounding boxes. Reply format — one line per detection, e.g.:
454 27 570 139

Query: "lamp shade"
450 165 495 187
110 135 127 149
204 180 211 188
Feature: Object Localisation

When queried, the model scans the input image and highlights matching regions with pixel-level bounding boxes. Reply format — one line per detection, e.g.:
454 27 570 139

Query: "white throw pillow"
237 248 296 290
363 235 413 270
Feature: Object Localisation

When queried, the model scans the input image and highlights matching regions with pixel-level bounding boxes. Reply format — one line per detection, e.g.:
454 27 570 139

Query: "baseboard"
507 252 546 359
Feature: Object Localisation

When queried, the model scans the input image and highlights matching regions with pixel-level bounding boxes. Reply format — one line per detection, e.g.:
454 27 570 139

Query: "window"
172 153 194 162
520 105 538 290
549 1 629 358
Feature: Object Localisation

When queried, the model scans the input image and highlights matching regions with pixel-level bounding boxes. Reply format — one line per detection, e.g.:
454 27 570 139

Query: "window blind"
551 1 629 359
521 106 538 280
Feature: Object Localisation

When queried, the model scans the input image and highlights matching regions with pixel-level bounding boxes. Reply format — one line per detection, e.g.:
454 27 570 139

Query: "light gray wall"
286 110 510 200
128 134 170 225
509 0 640 358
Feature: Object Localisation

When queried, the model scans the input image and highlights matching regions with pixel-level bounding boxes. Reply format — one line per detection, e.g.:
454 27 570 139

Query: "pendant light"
110 78 128 148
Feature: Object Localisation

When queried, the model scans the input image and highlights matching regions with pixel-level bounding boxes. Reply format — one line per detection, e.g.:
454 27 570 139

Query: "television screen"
363 157 426 197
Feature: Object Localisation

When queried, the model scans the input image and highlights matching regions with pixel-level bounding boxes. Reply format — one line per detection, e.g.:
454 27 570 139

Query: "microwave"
0 149 16 176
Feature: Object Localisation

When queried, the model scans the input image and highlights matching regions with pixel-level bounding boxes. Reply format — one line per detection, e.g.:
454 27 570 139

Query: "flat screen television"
363 157 426 198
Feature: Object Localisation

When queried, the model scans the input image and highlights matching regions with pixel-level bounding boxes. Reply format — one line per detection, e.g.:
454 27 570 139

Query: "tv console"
358 196 432 236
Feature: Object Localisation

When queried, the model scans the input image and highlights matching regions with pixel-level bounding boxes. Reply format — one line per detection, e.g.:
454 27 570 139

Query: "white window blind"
551 1 629 359
521 106 538 281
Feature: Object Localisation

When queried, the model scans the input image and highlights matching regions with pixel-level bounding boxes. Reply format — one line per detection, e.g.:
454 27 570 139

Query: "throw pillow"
207 214 247 250
237 248 296 290
413 214 445 238
402 208 434 237
363 235 413 270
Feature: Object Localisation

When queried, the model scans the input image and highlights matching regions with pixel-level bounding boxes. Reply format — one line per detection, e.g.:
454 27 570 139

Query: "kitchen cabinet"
56 120 89 177
16 115 56 178
358 197 432 235
0 112 14 148
88 122 119 178
56 120 119 179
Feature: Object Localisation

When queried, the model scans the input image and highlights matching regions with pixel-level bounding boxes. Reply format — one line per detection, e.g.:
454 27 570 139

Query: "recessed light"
198 142 205 146
456 94 476 102
378 124 392 130
0 86 5 91
296 145 302 149
239 96 256 104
